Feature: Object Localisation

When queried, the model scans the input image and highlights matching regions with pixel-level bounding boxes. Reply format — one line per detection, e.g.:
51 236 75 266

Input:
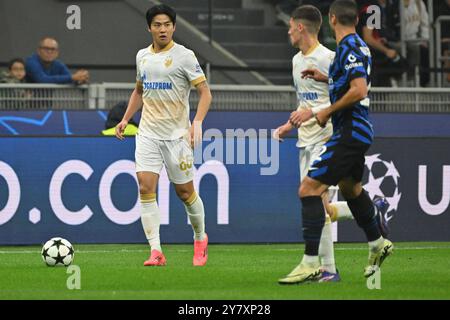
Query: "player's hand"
189 120 203 149
315 109 331 128
115 120 128 140
272 122 292 142
289 109 313 128
301 69 328 83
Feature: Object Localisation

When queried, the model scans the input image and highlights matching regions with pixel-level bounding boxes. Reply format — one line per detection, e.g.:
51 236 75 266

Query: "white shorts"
135 134 194 185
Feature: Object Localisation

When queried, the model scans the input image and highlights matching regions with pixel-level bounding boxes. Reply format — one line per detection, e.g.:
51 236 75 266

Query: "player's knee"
139 183 153 196
299 182 313 198
340 184 363 200
175 188 192 202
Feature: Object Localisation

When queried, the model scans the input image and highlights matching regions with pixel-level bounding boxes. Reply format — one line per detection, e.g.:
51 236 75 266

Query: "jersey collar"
149 40 175 54
303 41 320 56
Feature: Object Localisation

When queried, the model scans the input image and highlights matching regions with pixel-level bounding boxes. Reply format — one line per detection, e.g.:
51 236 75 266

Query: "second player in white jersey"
292 43 334 149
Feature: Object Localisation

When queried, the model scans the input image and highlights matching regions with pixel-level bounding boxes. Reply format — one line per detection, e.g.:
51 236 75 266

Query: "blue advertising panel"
0 136 449 245
1 110 450 137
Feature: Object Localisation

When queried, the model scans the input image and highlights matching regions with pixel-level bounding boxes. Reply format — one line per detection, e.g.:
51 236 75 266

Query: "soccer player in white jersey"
274 5 390 283
115 4 212 267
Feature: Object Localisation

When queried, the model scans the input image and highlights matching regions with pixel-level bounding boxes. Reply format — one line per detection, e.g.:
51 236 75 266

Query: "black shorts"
306 133 371 186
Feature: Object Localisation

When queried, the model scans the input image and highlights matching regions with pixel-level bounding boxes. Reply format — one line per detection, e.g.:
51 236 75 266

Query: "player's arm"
190 80 212 147
301 69 328 83
273 120 294 141
315 77 368 127
115 82 143 140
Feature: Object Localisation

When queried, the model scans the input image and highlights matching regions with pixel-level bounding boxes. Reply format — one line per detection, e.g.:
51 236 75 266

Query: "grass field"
0 242 449 300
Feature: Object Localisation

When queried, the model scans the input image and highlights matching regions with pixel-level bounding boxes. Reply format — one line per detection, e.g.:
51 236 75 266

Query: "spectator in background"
402 0 430 86
102 101 138 136
25 37 89 84
358 0 406 86
0 58 27 83
435 0 450 82
0 58 30 109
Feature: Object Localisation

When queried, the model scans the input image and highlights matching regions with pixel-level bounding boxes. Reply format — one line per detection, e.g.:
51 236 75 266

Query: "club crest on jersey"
348 54 357 63
164 57 173 68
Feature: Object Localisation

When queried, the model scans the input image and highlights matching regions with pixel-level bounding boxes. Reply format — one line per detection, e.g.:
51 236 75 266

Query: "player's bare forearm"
193 81 212 123
327 78 368 115
122 87 143 122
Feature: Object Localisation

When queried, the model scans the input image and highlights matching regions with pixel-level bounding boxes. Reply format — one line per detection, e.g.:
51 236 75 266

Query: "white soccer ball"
41 237 74 267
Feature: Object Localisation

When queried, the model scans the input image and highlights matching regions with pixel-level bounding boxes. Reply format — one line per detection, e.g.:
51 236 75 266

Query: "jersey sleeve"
342 48 368 82
318 51 335 77
135 52 142 83
135 51 143 91
182 51 206 86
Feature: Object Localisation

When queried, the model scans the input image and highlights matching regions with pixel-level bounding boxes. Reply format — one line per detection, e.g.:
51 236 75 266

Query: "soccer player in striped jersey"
115 4 212 267
278 0 393 284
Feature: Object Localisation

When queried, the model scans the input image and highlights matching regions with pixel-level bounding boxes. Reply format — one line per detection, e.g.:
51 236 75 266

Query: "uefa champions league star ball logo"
363 154 401 222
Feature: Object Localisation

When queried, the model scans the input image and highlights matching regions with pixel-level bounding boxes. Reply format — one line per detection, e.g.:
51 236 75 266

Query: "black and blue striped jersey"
328 33 373 144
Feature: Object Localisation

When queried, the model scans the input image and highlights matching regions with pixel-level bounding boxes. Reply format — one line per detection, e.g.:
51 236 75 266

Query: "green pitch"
0 242 449 300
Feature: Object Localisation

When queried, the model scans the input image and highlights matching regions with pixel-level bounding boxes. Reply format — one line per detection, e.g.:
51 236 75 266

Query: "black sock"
346 190 381 242
301 196 325 256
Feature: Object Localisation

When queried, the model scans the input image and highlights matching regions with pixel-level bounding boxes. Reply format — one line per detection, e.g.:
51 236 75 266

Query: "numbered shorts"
306 135 371 186
300 142 338 199
135 133 194 184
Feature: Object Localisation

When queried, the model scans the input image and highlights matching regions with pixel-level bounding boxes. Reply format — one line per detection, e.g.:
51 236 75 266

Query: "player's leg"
135 135 166 266
300 144 339 281
298 145 337 279
279 176 329 284
137 172 166 266
174 181 208 266
162 138 208 266
328 196 391 237
318 191 340 281
339 177 393 277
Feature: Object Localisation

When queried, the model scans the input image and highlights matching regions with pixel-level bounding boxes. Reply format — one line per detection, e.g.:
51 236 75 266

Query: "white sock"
301 254 320 267
184 192 206 241
368 236 384 252
330 201 354 222
140 194 162 252
319 216 337 273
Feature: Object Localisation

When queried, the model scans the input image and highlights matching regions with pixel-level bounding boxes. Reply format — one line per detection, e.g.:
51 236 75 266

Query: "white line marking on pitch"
0 246 449 254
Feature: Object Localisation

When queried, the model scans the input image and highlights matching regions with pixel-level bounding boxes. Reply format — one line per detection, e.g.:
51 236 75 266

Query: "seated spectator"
25 36 89 84
402 0 430 87
436 0 450 82
101 101 138 136
358 0 407 86
0 58 27 83
0 58 31 109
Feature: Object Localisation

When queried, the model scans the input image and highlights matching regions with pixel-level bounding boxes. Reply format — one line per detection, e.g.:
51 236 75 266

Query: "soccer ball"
41 237 74 267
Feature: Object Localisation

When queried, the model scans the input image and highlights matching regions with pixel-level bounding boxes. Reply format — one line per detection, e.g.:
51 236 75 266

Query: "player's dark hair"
146 4 176 27
329 0 358 27
8 58 25 70
291 5 322 34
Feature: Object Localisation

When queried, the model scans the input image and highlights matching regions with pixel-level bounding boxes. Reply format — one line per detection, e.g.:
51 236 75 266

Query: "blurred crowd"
274 0 450 87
